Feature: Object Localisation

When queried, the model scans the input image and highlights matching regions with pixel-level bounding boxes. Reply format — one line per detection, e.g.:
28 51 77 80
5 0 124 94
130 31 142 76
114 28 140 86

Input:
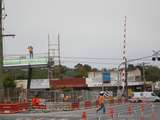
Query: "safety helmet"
99 91 104 96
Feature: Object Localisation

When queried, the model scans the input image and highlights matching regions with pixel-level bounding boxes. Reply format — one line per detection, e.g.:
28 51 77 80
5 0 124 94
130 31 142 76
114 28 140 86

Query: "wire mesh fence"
27 89 98 103
0 88 98 103
0 88 23 103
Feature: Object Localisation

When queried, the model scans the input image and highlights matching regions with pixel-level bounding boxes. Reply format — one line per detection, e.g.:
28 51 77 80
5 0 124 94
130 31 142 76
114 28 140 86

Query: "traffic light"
152 57 160 61
152 57 156 61
152 50 160 61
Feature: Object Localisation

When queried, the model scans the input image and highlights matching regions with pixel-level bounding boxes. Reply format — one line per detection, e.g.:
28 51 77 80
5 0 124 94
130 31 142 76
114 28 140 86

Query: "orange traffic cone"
140 102 144 112
82 111 87 120
151 104 157 120
107 106 114 118
128 104 133 116
140 116 144 120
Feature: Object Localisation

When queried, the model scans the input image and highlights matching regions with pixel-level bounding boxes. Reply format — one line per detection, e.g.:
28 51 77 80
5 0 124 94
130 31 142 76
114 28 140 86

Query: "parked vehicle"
129 91 160 102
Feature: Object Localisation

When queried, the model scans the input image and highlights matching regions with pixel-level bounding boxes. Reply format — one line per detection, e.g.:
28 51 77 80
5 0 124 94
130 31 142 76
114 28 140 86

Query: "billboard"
4 57 48 66
15 80 27 89
103 70 111 83
30 79 50 89
15 79 50 89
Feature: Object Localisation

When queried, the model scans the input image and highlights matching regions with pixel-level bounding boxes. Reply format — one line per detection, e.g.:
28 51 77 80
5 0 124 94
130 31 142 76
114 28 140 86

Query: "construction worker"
32 96 40 106
27 46 33 59
96 91 105 113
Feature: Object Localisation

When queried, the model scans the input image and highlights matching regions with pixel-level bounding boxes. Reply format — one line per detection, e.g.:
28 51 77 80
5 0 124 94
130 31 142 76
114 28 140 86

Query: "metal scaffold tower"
48 33 61 80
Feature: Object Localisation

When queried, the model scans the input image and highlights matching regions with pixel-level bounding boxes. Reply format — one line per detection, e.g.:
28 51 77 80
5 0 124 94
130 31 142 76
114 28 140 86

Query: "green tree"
52 65 68 79
3 75 16 88
145 66 160 83
74 63 92 78
3 75 16 102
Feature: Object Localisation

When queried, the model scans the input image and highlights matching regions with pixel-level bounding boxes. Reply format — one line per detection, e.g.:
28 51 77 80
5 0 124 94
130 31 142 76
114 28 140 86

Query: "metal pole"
0 0 3 88
27 48 33 89
124 58 128 99
142 62 146 91
48 34 51 80
27 65 32 89
58 33 60 79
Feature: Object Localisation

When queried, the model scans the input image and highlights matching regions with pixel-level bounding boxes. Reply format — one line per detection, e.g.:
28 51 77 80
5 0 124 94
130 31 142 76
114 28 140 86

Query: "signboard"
15 80 27 89
4 57 48 66
30 79 50 89
86 72 103 87
103 70 111 83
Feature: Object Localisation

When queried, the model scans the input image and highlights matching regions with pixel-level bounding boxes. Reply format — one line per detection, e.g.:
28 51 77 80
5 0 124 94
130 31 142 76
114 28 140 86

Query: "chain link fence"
27 89 98 103
0 88 22 103
0 88 99 103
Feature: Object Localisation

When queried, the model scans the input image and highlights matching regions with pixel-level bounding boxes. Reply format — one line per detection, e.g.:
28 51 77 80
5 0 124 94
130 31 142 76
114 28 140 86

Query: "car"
129 92 160 102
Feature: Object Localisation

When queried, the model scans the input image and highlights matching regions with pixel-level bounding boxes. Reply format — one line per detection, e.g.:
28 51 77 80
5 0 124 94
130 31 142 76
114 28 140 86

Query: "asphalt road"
0 102 160 120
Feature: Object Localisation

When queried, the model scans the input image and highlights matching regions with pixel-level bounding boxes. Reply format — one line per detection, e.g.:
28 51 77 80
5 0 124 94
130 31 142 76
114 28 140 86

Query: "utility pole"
142 62 146 91
124 58 128 99
0 0 3 88
58 33 61 66
48 34 53 80
0 0 15 88
122 16 128 99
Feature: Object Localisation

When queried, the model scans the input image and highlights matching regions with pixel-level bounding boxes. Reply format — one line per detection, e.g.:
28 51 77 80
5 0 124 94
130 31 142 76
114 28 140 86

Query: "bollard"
140 102 144 112
139 102 145 120
107 106 114 119
128 104 133 116
151 104 157 120
82 111 87 120
140 116 144 120
84 101 92 109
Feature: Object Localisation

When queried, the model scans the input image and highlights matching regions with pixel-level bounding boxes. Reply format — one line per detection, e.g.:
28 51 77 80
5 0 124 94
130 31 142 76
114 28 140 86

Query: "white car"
129 92 160 102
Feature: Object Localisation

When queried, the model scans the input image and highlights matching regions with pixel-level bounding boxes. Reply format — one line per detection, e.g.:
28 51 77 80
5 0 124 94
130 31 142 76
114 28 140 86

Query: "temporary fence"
27 89 97 102
0 88 142 114
0 102 29 114
27 89 98 111
0 88 24 103
0 88 99 113
81 102 158 120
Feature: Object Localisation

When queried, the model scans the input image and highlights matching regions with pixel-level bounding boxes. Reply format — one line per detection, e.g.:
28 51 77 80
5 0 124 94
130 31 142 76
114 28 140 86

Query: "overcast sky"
3 0 160 68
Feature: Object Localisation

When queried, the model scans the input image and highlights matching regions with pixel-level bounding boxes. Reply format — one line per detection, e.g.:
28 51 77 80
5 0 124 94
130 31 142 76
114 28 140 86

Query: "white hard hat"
99 91 104 95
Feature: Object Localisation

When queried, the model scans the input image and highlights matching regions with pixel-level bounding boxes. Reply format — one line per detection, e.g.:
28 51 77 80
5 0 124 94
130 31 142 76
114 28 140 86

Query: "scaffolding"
48 33 61 80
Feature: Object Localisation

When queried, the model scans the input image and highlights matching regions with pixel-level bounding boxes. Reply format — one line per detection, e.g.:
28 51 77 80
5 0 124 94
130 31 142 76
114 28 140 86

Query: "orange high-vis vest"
98 95 105 105
32 97 40 106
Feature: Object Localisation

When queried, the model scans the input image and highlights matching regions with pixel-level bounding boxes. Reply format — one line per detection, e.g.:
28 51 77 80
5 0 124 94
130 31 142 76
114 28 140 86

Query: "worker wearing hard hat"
96 91 106 113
